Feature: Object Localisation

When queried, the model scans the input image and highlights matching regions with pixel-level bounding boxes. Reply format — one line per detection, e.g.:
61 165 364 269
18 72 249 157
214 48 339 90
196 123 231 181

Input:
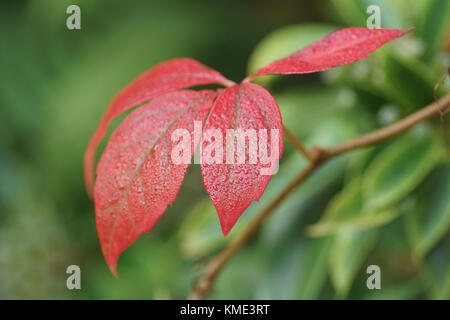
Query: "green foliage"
406 164 450 259
362 130 442 211
308 179 400 237
419 0 450 58
329 229 378 298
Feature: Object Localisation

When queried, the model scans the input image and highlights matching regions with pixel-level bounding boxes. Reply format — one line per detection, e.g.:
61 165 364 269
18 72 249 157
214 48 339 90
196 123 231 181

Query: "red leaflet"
247 27 409 79
94 90 216 276
201 83 283 235
84 58 232 197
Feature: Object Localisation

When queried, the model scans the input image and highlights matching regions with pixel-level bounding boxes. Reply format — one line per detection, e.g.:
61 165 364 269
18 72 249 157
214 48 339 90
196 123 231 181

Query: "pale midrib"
283 37 371 62
241 89 270 198
226 86 242 191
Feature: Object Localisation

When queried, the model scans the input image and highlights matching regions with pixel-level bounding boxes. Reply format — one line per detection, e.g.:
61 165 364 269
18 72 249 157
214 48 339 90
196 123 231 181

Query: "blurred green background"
1 0 449 299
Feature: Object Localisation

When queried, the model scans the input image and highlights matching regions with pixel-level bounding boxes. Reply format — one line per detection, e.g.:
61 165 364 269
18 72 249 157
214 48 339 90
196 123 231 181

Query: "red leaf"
201 83 283 235
84 58 232 197
94 90 217 276
247 27 410 79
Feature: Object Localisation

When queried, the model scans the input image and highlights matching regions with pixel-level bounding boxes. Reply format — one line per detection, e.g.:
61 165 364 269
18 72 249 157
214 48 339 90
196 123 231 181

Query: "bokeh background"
1 0 449 299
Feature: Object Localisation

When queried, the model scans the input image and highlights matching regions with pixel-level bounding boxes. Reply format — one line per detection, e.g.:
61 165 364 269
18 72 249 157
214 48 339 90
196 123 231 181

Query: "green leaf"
329 229 378 298
308 179 400 237
276 86 348 139
434 267 450 299
295 237 333 299
260 155 347 245
422 235 450 299
211 245 269 299
406 163 450 258
383 54 436 110
329 0 368 27
418 0 450 58
363 279 423 300
261 237 332 299
177 199 225 260
362 130 442 212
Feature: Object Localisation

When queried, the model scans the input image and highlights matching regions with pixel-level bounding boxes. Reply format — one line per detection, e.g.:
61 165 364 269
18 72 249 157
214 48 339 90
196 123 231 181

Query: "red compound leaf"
247 27 410 79
94 90 216 276
84 58 232 197
86 26 411 275
201 83 283 235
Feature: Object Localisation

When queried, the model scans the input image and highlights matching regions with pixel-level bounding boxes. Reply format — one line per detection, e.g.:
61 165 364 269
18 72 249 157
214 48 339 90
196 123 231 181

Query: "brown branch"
316 92 450 161
283 125 313 162
188 92 450 300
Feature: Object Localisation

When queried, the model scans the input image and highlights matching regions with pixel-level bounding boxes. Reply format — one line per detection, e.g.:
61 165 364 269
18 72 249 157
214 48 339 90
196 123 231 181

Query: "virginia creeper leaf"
84 58 232 197
201 83 283 235
247 27 409 79
94 90 216 275
329 229 378 298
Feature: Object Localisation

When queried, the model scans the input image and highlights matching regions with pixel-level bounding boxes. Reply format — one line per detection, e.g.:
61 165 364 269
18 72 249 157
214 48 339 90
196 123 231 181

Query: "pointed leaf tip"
201 83 283 235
